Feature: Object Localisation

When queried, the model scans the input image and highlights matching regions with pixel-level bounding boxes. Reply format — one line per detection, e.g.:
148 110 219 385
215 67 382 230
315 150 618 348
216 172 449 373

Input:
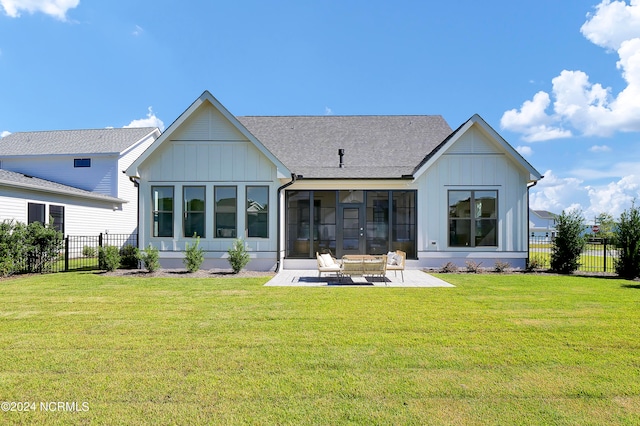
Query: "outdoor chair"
316 252 342 278
386 250 405 282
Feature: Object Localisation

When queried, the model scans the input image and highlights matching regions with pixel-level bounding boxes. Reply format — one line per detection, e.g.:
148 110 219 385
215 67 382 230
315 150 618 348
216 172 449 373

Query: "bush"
465 260 482 273
99 246 120 272
119 244 140 269
526 255 545 271
615 203 640 279
184 236 204 273
439 261 458 273
82 245 97 258
139 245 160 273
494 260 511 273
551 209 586 274
227 238 250 273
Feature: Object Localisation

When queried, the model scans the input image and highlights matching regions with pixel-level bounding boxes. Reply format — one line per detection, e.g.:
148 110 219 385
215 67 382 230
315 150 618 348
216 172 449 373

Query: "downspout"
526 179 540 267
129 176 141 249
275 173 300 273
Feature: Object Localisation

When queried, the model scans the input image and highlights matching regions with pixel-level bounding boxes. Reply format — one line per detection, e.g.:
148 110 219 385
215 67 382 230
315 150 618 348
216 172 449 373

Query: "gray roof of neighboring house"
532 210 557 219
0 127 157 156
237 116 453 179
0 169 125 203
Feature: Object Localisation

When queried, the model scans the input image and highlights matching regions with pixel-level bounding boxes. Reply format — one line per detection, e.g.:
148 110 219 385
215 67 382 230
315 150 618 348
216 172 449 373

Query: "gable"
127 91 291 179
413 114 542 183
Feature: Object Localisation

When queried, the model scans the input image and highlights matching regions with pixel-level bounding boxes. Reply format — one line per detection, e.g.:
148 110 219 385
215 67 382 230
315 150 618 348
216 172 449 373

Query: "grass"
1 272 640 424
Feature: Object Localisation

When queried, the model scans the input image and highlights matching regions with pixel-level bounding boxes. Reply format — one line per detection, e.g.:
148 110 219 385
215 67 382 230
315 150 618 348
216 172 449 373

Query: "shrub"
439 261 458 273
184 235 204 273
119 244 140 269
82 245 97 258
551 209 586 274
227 238 250 273
526 255 545 271
139 245 160 273
465 260 482 273
99 246 120 272
614 203 640 279
0 219 62 275
494 260 511 273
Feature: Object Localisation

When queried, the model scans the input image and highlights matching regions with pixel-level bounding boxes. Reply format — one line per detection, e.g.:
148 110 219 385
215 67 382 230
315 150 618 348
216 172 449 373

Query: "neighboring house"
0 128 160 236
529 209 557 238
126 91 543 271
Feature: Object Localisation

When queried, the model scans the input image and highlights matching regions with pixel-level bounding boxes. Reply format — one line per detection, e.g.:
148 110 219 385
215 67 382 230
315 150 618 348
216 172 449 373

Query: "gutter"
275 173 301 272
526 177 542 266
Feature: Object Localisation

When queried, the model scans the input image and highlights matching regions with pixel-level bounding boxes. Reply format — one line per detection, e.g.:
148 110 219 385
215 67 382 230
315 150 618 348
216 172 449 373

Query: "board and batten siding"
416 125 529 266
137 103 280 270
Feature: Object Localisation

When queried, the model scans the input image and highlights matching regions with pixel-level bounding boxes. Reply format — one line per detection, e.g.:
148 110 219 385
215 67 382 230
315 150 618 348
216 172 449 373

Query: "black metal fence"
57 233 138 273
529 236 617 273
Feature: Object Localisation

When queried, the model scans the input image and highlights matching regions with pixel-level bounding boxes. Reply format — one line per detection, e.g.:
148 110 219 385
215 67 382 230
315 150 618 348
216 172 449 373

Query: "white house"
529 209 557 238
0 128 160 236
126 91 543 270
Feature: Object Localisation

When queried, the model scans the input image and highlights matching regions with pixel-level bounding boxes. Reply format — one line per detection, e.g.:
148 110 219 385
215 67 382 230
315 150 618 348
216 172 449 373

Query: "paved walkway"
265 269 454 287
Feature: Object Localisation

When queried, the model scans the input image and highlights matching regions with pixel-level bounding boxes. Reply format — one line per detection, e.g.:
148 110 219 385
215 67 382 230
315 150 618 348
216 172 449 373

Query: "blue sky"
1 0 640 222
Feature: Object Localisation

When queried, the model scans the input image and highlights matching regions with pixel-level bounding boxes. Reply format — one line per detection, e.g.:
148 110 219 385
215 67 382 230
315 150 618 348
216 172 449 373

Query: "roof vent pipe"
338 148 345 168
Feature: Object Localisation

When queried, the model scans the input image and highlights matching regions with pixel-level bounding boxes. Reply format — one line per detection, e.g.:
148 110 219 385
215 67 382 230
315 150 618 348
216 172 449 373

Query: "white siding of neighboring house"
0 185 125 236
136 104 280 270
1 155 119 196
415 124 530 269
1 132 158 237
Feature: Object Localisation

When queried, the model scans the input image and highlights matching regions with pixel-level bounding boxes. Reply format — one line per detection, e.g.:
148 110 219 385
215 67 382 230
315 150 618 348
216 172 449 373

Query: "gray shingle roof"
0 127 157 156
0 169 125 203
237 116 452 179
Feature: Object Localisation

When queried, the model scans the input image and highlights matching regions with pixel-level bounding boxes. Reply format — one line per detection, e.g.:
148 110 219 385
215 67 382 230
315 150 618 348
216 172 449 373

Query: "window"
449 190 497 247
49 205 65 234
246 186 268 238
27 203 45 224
183 186 205 238
152 186 174 237
215 186 236 238
74 158 91 168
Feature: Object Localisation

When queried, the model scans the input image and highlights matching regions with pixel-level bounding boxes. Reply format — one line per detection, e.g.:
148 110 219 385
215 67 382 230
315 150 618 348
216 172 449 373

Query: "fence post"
603 238 607 273
64 237 69 272
99 233 103 248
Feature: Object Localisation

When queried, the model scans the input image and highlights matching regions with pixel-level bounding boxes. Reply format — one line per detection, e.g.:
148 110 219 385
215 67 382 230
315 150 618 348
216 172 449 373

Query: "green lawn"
1 272 639 425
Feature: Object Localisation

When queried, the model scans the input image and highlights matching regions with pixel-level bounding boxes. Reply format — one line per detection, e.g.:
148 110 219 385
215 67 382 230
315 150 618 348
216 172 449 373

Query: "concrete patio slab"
265 269 454 287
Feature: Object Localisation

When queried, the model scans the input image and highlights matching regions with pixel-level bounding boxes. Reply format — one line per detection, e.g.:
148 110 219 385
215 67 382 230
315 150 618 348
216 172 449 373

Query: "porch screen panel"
312 191 336 255
392 191 416 257
286 191 311 257
366 191 389 254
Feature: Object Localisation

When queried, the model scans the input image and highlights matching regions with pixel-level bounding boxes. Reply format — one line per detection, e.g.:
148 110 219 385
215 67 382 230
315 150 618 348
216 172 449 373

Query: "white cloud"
0 0 79 20
132 25 144 36
501 0 640 140
585 174 640 218
516 145 533 157
1 130 10 138
324 106 334 115
530 170 588 214
124 107 165 131
589 144 612 152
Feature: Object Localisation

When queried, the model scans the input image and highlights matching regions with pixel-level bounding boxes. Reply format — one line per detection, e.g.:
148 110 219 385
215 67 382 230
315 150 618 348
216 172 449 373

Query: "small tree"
184 235 204 273
550 209 586 274
614 203 640 279
227 238 250 273
139 244 160 273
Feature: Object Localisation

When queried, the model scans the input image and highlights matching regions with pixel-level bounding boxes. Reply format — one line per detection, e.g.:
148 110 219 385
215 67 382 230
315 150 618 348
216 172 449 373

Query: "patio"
265 269 455 287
